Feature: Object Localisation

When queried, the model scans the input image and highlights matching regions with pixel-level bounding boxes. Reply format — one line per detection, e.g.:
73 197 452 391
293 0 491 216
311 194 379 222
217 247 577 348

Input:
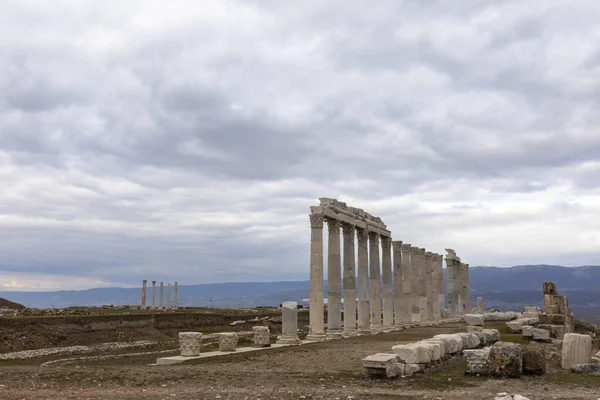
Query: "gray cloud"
1 0 600 290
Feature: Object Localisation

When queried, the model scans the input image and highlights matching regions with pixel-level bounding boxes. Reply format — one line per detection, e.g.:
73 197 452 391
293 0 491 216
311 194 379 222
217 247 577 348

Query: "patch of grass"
484 321 529 345
406 360 484 390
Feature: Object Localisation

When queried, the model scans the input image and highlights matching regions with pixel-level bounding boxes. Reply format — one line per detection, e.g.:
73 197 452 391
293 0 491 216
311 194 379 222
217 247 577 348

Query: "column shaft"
174 281 179 308
141 280 147 308
167 283 171 308
356 228 370 333
392 240 403 326
418 248 427 321
369 232 382 332
152 281 156 308
159 282 164 308
437 255 444 318
465 263 471 313
401 244 412 323
308 214 326 341
342 223 357 335
425 253 434 321
381 237 393 330
326 219 342 338
409 247 420 322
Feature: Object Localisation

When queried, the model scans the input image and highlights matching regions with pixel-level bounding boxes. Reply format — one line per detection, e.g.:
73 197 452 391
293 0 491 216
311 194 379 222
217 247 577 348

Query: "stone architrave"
141 280 147 308
278 301 301 344
179 332 202 356
307 214 326 341
151 281 156 308
356 228 370 333
174 282 179 308
561 333 592 369
369 231 383 333
252 326 271 347
425 252 434 321
400 243 412 323
159 282 164 308
167 283 171 308
381 237 393 331
417 248 427 321
392 240 403 326
409 246 421 322
326 219 343 338
342 223 357 336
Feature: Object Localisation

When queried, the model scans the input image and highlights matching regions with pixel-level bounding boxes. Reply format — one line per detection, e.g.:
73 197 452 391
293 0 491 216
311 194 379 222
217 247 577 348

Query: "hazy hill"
1 265 598 321
0 297 25 310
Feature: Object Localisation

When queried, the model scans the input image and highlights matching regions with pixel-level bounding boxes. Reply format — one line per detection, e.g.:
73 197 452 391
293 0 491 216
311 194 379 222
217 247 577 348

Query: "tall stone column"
307 214 326 341
141 280 147 308
326 219 342 339
445 249 460 317
417 248 427 321
392 240 403 326
174 281 179 308
159 282 164 308
460 263 470 314
356 228 370 333
465 263 471 313
342 223 357 336
369 232 382 333
409 246 420 322
400 243 412 323
381 237 393 331
167 283 171 308
436 254 444 319
151 281 156 308
425 253 434 321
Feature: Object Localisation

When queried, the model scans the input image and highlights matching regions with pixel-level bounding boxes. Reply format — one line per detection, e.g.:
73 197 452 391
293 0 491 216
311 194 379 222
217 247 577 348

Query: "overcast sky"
1 0 599 291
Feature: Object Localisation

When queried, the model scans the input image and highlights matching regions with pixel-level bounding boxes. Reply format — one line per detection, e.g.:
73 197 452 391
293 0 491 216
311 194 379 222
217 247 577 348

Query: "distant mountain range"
1 265 599 321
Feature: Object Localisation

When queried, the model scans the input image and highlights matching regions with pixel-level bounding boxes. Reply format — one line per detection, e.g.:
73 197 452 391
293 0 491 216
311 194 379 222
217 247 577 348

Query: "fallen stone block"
489 342 523 378
415 341 441 361
539 314 566 325
422 339 447 357
521 325 533 338
457 332 480 349
463 348 490 374
532 328 550 342
398 362 420 376
252 326 271 347
562 333 592 370
506 320 525 333
463 314 485 326
362 353 399 378
570 363 600 374
482 329 500 344
218 332 238 352
179 332 203 357
522 347 546 375
484 312 517 321
392 343 432 364
433 334 463 353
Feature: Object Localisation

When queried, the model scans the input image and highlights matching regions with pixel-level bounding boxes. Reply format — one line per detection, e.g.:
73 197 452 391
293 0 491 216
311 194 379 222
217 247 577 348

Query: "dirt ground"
0 323 599 400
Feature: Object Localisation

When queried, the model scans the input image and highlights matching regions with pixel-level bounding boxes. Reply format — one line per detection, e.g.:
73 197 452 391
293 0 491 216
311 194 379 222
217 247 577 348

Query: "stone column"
326 219 342 339
400 243 412 323
278 301 301 344
307 214 326 341
159 282 164 308
174 281 179 308
167 283 171 308
417 248 427 321
429 253 439 321
425 252 434 321
460 262 468 314
477 297 484 313
445 249 460 317
381 237 393 331
151 281 156 308
356 228 370 333
392 240 403 326
369 231 382 333
465 263 471 313
342 223 357 336
409 246 420 322
141 280 147 308
437 254 444 319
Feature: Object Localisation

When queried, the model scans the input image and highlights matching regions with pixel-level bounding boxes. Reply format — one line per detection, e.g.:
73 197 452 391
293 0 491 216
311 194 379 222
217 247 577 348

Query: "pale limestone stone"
457 332 481 349
433 334 463 353
506 320 527 333
391 343 432 364
369 231 383 333
252 326 270 347
179 332 202 356
326 219 342 338
477 297 484 313
422 339 447 357
463 314 485 326
489 342 523 378
308 213 326 341
415 341 441 361
381 237 394 330
532 328 550 342
561 333 592 370
482 329 501 343
141 280 147 307
463 347 490 374
357 228 370 333
362 353 398 378
218 332 238 352
279 301 301 344
342 223 357 335
521 325 533 338
399 363 420 376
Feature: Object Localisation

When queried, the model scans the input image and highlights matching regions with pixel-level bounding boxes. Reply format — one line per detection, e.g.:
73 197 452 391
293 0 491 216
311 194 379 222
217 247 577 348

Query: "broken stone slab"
521 325 533 338
362 353 399 378
463 347 490 374
457 332 481 349
506 320 525 333
432 334 463 353
488 342 523 378
422 339 447 358
482 329 501 344
562 333 592 370
463 314 485 326
178 332 203 357
522 347 546 375
532 328 550 342
484 312 517 321
398 362 420 376
392 343 432 364
414 341 441 361
570 363 600 374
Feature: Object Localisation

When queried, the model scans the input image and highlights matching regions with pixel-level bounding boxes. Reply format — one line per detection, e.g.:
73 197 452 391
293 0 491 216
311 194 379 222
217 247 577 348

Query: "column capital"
401 243 411 251
391 240 403 250
381 236 392 249
356 228 368 243
368 231 380 245
309 213 324 228
326 218 341 233
341 222 355 237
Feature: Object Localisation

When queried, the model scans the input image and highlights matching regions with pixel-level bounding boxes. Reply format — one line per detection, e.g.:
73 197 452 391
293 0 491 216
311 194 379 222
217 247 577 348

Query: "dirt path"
0 323 598 399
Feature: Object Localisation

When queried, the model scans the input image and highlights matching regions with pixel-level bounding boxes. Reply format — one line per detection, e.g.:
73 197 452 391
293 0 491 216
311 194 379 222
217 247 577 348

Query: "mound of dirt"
0 297 25 310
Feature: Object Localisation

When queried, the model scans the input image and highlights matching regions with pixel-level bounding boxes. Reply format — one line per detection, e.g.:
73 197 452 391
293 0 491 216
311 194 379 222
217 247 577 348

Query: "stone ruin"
140 279 179 309
539 281 575 339
308 197 470 340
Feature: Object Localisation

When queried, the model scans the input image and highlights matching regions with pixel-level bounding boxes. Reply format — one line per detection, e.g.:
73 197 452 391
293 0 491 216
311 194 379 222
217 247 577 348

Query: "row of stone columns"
308 208 461 341
141 280 179 309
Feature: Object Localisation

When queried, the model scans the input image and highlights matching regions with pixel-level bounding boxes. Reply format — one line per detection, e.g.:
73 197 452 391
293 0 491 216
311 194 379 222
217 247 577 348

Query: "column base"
370 325 384 334
342 329 358 338
357 328 371 336
326 330 343 340
276 336 302 345
383 325 395 332
306 333 327 342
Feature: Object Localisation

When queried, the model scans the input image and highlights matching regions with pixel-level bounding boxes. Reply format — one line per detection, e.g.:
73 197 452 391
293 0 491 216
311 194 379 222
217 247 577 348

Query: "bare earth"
0 323 599 400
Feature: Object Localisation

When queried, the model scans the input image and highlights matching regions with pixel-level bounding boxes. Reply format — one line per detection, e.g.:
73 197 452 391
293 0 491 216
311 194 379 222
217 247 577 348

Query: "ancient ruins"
308 197 471 340
141 280 179 309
